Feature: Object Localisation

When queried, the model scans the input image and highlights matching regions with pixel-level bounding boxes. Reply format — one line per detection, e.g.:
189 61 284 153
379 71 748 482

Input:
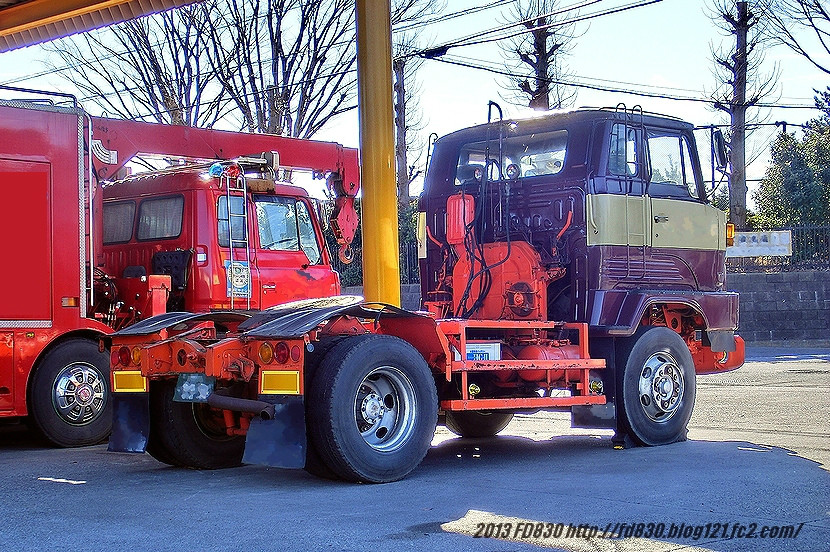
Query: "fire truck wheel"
445 410 514 438
617 327 696 446
144 382 183 467
29 338 112 447
149 380 245 469
307 334 438 483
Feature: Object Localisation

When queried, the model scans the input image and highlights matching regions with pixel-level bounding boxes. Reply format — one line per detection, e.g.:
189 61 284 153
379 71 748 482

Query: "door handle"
262 284 277 290
654 215 669 223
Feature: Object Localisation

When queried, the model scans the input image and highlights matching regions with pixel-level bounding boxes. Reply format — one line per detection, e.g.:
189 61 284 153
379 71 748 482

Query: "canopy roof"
0 0 195 52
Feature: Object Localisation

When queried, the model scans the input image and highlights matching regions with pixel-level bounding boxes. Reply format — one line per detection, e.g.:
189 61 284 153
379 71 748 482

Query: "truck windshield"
455 129 568 185
254 196 322 265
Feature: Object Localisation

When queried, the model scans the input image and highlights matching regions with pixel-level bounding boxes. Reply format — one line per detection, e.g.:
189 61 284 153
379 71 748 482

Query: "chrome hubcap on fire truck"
638 352 684 423
52 362 107 425
354 366 417 452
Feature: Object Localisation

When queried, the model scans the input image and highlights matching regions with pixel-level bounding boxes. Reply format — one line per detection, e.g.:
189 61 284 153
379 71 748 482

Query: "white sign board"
726 230 793 257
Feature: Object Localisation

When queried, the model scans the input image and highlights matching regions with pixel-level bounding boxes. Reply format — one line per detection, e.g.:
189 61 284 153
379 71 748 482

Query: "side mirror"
713 129 728 170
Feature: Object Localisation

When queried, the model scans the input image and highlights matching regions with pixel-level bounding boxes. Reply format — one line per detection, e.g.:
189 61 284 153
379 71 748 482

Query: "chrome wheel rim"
638 352 684 423
354 366 417 452
52 362 107 425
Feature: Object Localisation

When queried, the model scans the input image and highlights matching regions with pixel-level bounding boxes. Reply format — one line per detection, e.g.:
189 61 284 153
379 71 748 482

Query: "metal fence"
330 240 420 286
727 226 830 272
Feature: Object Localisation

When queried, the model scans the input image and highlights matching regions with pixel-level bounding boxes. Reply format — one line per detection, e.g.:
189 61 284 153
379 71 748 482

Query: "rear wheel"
307 334 438 483
445 410 514 438
617 327 696 446
29 338 111 447
148 380 244 469
302 337 348 480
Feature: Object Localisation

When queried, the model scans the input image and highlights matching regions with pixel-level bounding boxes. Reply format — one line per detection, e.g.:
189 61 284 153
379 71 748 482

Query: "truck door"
645 130 722 289
252 195 335 307
600 123 649 279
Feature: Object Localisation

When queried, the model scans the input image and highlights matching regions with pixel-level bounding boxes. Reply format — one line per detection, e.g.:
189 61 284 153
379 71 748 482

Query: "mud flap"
242 395 306 469
107 393 149 453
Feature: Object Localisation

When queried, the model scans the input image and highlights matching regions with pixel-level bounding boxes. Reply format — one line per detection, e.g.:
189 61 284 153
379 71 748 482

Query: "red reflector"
110 348 120 367
275 342 290 364
118 346 131 367
290 345 301 362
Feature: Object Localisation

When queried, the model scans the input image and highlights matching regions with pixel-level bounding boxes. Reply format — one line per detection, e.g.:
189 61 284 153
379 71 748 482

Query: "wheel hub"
353 367 417 452
638 352 684 423
53 363 106 425
361 393 386 424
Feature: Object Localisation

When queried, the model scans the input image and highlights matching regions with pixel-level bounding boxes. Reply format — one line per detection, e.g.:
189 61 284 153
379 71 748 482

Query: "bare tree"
709 0 778 229
500 0 580 111
47 3 225 127
204 0 438 139
766 0 829 75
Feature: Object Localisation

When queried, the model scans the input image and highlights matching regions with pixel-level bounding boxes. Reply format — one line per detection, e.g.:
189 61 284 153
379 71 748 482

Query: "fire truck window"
136 196 183 240
455 129 567 184
217 196 248 248
608 124 639 176
647 132 697 199
296 201 322 265
103 201 135 244
255 196 299 251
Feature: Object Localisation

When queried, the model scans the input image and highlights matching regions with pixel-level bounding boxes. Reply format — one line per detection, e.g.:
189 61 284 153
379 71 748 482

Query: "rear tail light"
275 342 290 364
117 346 131 367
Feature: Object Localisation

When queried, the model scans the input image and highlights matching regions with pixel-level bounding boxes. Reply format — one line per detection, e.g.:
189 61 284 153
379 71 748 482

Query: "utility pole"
729 0 750 230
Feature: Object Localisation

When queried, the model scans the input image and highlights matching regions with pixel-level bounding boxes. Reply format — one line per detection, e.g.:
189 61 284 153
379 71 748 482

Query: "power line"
1 0 514 87
425 55 818 110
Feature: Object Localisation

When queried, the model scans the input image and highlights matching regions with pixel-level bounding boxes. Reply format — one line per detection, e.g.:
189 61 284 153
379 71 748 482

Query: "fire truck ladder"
223 170 252 310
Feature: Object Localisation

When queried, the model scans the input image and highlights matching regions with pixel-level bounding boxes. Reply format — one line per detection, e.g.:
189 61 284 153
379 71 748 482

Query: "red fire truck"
0 90 359 447
106 105 745 483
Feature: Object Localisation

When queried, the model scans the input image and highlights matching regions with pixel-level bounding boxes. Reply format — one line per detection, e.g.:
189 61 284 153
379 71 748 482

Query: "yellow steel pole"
355 0 401 306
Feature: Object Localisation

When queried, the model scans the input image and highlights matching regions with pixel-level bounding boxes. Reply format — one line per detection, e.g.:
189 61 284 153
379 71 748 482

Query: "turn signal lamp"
726 223 735 247
131 347 142 366
258 342 274 364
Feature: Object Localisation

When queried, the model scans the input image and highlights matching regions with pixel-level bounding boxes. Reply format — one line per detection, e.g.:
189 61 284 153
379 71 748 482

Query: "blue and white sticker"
224 260 251 298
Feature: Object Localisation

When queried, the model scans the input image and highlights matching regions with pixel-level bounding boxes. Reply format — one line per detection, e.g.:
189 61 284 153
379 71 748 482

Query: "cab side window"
608 124 639 177
646 131 700 199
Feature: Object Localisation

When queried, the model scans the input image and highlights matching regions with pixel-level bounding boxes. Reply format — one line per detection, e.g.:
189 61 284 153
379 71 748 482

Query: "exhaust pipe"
207 391 275 420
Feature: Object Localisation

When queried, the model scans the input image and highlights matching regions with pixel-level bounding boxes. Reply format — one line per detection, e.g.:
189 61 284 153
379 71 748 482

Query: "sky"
0 0 827 201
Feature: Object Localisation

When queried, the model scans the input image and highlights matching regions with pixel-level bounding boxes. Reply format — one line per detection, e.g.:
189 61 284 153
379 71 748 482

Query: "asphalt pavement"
0 345 827 552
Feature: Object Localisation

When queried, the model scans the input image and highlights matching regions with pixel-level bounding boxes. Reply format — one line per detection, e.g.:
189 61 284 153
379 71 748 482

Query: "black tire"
29 338 111 447
307 334 438 483
302 337 349 480
616 327 696 446
145 382 183 467
148 379 245 469
445 410 514 438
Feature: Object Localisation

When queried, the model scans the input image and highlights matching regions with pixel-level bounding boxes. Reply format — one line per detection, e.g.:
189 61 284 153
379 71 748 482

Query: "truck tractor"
106 105 744 482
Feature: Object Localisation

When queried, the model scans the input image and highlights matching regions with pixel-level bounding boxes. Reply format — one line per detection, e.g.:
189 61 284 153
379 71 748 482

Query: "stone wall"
727 271 830 344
